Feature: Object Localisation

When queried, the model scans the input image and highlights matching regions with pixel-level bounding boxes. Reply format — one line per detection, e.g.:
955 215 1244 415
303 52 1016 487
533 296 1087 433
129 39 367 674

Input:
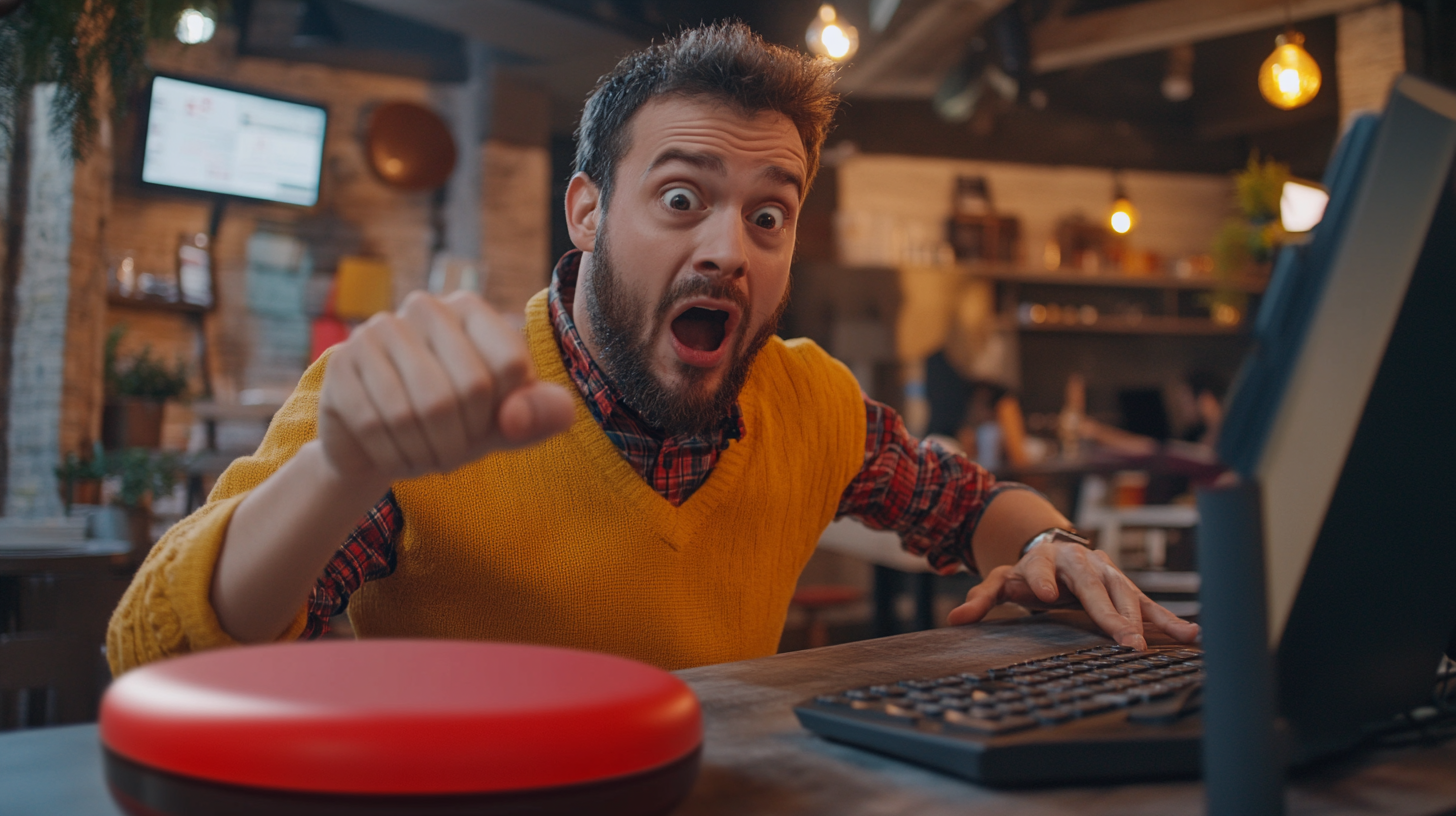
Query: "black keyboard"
794 644 1206 786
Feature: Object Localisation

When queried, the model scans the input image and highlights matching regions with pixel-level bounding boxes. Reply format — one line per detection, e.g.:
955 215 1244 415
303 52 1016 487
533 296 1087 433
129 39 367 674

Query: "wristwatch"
1020 527 1090 557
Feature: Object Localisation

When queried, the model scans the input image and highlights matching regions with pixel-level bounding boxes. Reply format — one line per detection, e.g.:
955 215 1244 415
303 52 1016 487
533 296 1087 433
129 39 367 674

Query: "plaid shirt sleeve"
837 397 1026 575
299 491 401 639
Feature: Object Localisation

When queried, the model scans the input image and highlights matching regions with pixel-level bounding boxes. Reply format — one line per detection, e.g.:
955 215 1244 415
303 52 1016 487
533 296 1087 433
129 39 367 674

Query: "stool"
791 585 864 649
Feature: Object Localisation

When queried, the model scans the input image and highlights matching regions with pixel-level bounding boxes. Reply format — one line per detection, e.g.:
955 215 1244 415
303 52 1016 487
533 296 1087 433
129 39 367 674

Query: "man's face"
572 95 806 435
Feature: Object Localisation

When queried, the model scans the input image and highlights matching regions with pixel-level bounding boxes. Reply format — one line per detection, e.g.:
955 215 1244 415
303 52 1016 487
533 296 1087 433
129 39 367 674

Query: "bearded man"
108 23 1198 674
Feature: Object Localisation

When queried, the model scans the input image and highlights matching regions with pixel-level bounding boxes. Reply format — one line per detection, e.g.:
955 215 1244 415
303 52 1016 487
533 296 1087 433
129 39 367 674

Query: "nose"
692 209 749 280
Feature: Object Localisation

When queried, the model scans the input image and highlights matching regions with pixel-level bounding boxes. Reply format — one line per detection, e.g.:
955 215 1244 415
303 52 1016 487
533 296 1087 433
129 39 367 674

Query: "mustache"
654 274 751 323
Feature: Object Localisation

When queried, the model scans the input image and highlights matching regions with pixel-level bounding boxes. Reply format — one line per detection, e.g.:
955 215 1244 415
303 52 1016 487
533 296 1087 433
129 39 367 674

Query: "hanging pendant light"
1258 29 1321 110
806 5 859 61
1109 178 1137 235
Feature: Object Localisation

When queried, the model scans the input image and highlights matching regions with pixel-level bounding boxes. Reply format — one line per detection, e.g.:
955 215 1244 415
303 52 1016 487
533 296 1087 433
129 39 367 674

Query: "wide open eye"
750 204 787 231
661 187 703 212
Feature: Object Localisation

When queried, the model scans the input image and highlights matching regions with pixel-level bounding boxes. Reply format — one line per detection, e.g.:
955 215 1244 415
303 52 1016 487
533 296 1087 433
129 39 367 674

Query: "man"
108 22 1197 674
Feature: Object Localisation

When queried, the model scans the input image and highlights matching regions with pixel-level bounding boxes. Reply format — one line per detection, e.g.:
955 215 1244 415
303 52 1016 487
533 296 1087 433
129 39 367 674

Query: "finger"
355 324 437 475
369 315 472 473
947 566 1011 626
1019 549 1061 604
333 344 414 476
401 293 497 444
1103 568 1147 643
449 293 532 399
1140 596 1202 643
494 381 576 447
1063 565 1146 650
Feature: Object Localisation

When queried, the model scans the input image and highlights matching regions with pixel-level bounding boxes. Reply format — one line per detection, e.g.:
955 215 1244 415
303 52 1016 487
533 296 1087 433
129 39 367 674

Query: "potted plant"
102 326 190 449
100 446 186 565
55 444 106 511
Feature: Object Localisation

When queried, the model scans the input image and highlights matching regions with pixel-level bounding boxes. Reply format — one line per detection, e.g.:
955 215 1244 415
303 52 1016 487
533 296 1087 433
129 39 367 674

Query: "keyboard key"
945 712 1038 735
994 690 1023 702
970 705 1002 719
1034 706 1076 724
1072 699 1115 717
816 695 853 706
884 704 920 718
1025 696 1054 709
940 698 971 711
916 704 945 718
999 701 1031 715
1093 692 1135 707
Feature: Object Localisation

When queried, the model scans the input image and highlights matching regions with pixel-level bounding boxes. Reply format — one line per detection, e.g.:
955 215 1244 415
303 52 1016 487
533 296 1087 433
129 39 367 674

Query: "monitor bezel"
136 72 330 208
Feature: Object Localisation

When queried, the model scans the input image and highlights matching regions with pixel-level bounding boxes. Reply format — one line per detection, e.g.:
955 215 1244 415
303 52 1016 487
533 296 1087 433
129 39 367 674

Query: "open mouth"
670 307 731 353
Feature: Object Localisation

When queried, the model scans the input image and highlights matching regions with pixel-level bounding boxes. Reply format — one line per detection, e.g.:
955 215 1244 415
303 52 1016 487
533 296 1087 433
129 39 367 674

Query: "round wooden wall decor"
364 101 458 191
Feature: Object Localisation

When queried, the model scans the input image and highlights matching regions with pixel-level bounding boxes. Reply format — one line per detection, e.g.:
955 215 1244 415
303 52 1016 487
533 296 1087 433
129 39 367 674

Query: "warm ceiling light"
176 6 217 45
807 5 859 61
1280 179 1330 232
1258 30 1321 110
1109 181 1137 235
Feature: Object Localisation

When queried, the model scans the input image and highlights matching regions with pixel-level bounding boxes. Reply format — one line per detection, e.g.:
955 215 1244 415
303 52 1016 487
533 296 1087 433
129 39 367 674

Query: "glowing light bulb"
176 7 216 45
1258 30 1321 110
822 25 851 59
1109 194 1138 235
807 4 858 61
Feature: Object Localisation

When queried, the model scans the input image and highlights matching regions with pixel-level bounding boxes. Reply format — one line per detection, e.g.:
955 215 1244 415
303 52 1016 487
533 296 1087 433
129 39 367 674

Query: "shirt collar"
546 250 744 443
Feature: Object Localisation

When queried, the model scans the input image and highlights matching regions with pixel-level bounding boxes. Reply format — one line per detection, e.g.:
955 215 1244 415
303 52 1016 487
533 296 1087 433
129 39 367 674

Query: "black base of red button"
105 746 700 816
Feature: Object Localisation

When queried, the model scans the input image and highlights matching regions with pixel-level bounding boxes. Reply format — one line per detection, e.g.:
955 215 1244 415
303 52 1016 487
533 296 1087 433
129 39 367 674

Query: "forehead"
621 95 808 183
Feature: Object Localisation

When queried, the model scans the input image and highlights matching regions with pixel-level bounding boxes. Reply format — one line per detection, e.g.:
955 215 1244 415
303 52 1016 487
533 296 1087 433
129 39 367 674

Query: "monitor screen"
141 75 328 206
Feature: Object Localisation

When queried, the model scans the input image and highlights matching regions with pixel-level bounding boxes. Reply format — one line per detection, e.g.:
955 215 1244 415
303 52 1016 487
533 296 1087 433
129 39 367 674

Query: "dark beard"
583 230 788 437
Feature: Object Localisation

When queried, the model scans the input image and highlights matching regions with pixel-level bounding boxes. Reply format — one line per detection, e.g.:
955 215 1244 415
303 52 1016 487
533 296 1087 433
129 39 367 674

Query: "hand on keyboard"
946 538 1200 650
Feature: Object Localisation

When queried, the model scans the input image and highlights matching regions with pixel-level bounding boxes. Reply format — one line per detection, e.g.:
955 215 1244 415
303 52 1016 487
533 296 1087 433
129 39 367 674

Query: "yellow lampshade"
1259 31 1321 110
806 4 858 61
1109 196 1138 234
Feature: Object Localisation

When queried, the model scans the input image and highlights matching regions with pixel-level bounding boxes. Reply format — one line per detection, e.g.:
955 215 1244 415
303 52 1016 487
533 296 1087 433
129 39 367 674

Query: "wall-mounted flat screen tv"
140 75 328 206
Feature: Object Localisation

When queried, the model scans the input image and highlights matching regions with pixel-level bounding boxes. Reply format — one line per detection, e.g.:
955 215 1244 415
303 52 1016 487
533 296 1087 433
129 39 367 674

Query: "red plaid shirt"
300 252 1012 638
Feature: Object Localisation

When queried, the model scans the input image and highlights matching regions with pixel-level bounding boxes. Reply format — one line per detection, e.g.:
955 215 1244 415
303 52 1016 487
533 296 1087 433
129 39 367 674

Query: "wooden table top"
2 614 1454 816
671 613 1456 816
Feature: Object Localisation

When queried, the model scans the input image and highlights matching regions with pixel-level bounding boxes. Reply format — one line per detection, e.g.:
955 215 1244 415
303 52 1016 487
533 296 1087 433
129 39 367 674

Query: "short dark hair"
574 21 840 208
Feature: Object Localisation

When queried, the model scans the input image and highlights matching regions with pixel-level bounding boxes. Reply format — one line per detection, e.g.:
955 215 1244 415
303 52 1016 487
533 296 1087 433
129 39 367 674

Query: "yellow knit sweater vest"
346 291 866 670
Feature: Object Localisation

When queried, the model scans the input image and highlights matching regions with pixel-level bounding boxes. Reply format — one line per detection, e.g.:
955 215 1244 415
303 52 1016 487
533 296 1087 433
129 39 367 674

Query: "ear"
565 172 602 253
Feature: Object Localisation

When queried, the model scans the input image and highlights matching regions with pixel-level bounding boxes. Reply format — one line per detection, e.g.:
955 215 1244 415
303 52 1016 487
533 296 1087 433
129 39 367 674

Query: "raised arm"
107 292 574 671
211 291 575 643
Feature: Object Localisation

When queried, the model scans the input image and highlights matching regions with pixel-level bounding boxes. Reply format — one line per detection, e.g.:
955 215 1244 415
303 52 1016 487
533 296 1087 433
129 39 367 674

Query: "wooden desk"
3 616 1455 815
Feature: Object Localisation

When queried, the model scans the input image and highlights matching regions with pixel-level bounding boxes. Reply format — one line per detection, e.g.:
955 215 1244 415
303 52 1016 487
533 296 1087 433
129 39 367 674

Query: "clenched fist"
316 290 577 483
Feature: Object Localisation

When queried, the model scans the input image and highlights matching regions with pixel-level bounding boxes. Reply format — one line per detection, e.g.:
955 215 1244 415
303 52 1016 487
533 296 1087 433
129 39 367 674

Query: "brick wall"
835 155 1235 266
480 140 551 319
1337 2 1408 121
6 85 74 517
104 30 437 400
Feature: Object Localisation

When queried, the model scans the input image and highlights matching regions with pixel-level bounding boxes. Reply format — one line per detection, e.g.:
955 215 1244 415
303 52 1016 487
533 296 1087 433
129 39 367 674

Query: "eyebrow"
647 149 804 199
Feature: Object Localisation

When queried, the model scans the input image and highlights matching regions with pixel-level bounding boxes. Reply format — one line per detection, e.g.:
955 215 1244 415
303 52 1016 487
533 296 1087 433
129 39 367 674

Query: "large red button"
100 640 702 795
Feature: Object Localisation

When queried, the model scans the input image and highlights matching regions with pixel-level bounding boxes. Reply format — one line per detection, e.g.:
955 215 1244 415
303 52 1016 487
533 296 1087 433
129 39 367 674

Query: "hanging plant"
0 0 224 160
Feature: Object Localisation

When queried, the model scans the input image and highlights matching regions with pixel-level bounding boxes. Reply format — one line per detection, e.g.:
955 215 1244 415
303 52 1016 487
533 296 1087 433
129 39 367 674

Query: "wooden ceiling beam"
838 0 1013 95
1031 0 1378 74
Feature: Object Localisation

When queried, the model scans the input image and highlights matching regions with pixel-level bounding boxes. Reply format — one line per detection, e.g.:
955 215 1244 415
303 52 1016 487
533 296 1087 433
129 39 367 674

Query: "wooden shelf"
108 294 209 314
962 266 1268 293
1012 315 1246 335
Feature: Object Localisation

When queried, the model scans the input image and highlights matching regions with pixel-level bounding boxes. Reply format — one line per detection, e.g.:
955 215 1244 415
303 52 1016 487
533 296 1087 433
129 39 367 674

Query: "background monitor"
140 75 328 206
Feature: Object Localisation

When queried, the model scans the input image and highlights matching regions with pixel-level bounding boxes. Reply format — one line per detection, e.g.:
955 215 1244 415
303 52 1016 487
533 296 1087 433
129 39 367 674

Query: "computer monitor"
139 75 328 206
1213 73 1456 764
